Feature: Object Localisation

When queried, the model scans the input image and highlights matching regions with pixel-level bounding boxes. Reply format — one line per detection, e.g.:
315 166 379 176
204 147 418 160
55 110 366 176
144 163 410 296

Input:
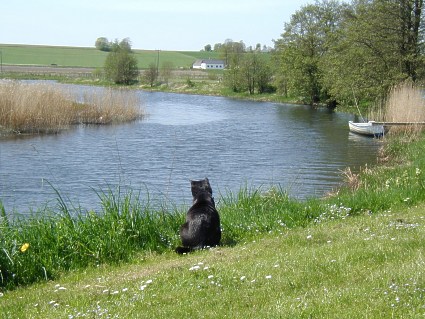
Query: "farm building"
192 59 225 70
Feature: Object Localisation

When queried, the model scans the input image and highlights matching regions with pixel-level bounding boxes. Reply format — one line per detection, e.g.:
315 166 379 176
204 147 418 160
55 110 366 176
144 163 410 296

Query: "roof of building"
193 59 225 66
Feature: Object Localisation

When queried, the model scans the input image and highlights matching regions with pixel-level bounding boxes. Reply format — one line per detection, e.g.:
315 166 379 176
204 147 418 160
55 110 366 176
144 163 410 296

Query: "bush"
104 39 139 85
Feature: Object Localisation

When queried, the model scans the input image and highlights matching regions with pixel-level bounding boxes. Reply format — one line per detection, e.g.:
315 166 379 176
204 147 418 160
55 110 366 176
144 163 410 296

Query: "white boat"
348 121 384 137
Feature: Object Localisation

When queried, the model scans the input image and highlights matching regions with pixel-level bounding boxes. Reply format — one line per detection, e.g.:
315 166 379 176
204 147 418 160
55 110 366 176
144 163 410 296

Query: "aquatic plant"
0 81 144 135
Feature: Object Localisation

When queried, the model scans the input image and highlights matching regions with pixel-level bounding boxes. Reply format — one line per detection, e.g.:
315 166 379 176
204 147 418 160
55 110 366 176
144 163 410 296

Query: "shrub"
104 39 139 85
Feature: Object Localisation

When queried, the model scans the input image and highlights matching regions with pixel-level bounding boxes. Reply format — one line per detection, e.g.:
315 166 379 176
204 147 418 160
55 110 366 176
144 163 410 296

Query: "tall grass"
76 88 142 124
0 187 184 290
0 81 143 134
369 81 425 135
0 81 74 134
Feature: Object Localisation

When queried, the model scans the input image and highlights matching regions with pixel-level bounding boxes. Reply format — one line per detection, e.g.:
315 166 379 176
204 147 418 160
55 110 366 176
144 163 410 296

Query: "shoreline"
0 65 316 107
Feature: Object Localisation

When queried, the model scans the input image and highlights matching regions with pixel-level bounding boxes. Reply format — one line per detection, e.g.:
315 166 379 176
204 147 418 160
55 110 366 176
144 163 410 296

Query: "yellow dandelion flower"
20 243 30 253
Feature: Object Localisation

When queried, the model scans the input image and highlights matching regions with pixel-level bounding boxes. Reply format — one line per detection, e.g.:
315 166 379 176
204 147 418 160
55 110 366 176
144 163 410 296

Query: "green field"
0 44 221 69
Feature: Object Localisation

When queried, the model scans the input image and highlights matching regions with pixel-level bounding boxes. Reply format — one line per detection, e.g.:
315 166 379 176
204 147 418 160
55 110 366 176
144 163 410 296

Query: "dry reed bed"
0 81 143 135
369 82 425 136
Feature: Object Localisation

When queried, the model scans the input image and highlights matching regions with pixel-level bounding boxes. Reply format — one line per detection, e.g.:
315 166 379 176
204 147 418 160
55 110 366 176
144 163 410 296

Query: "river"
0 84 382 214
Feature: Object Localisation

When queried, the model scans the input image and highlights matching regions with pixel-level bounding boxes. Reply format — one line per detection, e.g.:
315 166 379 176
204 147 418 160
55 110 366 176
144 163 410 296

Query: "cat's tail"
175 246 193 254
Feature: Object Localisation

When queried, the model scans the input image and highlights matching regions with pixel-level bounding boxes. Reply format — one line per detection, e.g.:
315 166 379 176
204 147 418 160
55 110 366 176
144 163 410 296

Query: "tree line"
212 0 424 107
96 0 425 108
274 0 424 107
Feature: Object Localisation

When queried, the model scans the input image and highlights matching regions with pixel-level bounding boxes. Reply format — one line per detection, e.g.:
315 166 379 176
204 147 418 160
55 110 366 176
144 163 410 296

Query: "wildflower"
265 275 272 279
20 243 30 253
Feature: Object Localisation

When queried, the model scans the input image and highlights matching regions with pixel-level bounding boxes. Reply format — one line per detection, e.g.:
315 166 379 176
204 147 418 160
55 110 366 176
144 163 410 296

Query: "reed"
0 81 74 134
0 81 143 135
369 81 425 136
75 88 142 124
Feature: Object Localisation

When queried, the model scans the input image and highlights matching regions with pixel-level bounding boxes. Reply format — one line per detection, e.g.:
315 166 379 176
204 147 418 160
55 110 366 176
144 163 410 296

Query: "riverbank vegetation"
1 127 425 287
0 81 143 135
1 130 425 316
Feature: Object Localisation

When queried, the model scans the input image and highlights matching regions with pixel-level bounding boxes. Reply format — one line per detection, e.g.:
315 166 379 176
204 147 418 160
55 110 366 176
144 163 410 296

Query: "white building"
192 59 225 70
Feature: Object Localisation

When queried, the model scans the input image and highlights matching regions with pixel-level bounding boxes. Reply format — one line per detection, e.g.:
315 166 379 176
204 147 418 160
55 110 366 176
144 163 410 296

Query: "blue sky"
2 0 312 51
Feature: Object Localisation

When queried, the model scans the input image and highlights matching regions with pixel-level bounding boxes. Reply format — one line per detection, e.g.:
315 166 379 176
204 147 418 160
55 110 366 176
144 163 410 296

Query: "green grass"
1 202 423 318
0 44 108 68
0 44 222 69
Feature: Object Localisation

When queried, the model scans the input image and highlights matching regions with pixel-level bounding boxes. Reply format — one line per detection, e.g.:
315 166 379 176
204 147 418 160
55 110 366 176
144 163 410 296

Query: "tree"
204 44 212 52
104 38 139 85
274 0 344 105
220 39 246 66
224 52 273 94
321 0 425 106
95 37 111 52
213 43 222 51
145 63 158 87
160 61 174 85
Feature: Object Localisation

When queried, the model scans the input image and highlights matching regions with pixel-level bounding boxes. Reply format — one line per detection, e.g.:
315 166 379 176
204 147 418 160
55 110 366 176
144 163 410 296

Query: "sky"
2 0 313 51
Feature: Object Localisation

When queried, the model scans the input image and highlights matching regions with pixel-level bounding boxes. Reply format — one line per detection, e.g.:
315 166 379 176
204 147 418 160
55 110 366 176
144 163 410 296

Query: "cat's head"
190 177 212 199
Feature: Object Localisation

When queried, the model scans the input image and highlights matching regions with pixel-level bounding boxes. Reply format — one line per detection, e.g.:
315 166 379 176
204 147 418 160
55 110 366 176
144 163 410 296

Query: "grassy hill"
0 44 221 69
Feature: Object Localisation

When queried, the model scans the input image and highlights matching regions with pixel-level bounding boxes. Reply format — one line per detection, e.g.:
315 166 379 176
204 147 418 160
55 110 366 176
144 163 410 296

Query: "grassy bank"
1 130 425 294
0 81 143 135
1 193 424 318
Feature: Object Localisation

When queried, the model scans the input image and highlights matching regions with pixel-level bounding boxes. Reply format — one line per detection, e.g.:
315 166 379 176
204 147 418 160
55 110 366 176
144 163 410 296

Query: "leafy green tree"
224 52 273 94
220 39 247 92
95 37 111 51
321 0 425 107
220 39 246 67
274 0 342 105
213 43 222 51
204 44 212 52
104 38 139 85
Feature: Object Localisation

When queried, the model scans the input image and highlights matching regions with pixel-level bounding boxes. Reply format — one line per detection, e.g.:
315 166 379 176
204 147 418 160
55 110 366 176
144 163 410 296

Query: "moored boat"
348 121 385 137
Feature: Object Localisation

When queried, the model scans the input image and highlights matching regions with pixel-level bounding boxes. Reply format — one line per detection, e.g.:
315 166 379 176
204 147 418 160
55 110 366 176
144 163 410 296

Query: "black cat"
175 178 221 254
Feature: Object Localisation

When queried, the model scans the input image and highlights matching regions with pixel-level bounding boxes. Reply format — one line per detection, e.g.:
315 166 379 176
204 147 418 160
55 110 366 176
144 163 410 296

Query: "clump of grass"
75 88 142 124
0 81 144 135
369 82 425 136
384 82 425 123
0 187 184 290
0 81 75 134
